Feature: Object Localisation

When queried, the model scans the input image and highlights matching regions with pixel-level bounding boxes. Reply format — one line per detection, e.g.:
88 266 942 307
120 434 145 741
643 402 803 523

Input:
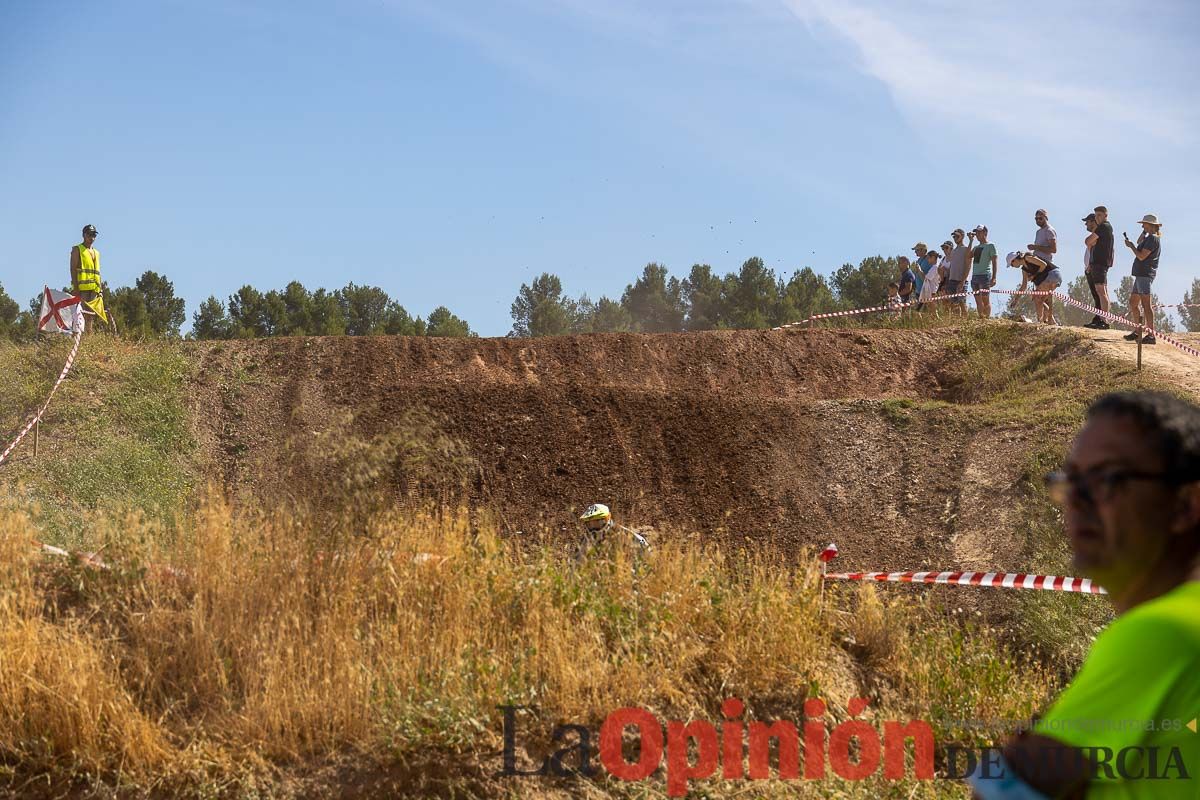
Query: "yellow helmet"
579 503 612 526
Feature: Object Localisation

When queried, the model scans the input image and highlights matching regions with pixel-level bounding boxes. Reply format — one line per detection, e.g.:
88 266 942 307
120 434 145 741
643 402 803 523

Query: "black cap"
1082 213 1097 223
82 224 98 236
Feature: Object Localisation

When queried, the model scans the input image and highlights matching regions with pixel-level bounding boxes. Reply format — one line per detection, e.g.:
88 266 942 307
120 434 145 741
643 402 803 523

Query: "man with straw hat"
1122 214 1163 346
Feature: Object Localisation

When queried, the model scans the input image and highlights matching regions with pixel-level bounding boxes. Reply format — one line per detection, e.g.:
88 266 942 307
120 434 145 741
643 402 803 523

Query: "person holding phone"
1122 214 1163 346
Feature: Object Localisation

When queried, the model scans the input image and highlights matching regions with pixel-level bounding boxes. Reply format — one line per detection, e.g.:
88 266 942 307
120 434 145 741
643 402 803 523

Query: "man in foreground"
971 391 1200 798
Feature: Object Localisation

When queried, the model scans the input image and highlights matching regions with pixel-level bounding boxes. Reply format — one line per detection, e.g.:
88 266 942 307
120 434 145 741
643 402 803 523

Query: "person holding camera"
968 226 998 318
1122 214 1163 346
910 243 935 310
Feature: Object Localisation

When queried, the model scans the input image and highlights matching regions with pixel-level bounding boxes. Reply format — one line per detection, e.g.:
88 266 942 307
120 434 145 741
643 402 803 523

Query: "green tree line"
189 282 473 339
4 266 1199 342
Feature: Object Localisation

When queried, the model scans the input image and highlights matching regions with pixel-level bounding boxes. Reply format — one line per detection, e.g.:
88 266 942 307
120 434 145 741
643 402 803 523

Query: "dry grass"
0 490 1056 798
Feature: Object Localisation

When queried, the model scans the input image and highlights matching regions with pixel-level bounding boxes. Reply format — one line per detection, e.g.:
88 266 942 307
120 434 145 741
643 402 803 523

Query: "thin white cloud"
781 0 1192 146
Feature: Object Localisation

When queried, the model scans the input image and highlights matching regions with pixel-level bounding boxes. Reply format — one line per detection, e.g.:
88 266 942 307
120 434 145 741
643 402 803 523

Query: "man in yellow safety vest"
70 224 112 333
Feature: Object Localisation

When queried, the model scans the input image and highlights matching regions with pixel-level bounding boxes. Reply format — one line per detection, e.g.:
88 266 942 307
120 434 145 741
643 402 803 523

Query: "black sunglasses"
1044 468 1176 507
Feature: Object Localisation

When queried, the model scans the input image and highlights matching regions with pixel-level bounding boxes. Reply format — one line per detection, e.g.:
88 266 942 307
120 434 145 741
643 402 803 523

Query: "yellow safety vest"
76 244 101 292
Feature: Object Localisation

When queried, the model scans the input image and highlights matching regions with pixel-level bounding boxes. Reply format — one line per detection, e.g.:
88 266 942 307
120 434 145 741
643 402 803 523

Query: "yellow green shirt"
1034 581 1200 798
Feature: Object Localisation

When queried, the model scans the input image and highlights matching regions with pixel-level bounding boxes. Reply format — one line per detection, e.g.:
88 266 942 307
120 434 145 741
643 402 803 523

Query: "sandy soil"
1066 325 1200 399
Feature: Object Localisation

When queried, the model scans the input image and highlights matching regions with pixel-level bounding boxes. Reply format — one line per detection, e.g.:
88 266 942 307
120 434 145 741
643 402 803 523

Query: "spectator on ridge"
918 249 943 312
938 240 954 295
936 241 955 284
886 282 903 313
1030 208 1058 265
1083 212 1096 263
968 226 998 318
1084 205 1114 329
1081 213 1102 328
897 258 917 306
911 243 934 310
1007 251 1062 325
945 228 972 315
912 242 934 278
1123 214 1163 346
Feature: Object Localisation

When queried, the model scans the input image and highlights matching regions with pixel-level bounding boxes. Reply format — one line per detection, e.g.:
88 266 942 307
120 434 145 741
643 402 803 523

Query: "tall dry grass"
0 493 1057 795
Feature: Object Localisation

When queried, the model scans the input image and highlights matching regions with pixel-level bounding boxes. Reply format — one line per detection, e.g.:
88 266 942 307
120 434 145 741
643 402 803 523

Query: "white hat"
1006 251 1021 267
1137 214 1162 227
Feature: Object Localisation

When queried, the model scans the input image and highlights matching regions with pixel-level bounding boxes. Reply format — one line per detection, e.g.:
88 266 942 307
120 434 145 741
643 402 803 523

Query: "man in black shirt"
1083 205 1114 329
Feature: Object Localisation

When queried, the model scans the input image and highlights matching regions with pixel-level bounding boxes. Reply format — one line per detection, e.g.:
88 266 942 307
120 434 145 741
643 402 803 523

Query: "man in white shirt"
1029 209 1058 266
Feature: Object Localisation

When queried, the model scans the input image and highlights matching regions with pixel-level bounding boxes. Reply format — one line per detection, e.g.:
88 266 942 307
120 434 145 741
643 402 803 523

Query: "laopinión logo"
501 697 935 796
500 700 1192 797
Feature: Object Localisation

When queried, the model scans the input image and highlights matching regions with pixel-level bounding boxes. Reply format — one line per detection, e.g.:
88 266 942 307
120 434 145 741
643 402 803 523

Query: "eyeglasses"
1043 468 1174 507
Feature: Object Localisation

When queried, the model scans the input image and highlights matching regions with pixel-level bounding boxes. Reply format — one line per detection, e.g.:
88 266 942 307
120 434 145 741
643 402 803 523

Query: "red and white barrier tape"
0 328 84 467
772 291 975 330
773 288 1199 360
1051 292 1200 358
816 544 1106 594
823 570 1106 594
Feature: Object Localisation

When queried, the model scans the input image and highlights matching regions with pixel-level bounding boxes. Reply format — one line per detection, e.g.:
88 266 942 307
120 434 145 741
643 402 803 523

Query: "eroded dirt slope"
185 327 1066 574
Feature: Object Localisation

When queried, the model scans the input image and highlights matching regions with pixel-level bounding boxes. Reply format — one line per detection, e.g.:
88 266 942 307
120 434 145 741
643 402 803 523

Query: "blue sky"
2 0 1197 335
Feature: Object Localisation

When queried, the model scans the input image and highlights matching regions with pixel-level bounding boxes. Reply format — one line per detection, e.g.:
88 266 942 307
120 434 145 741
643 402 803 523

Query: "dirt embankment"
1067 326 1200 398
185 327 1057 573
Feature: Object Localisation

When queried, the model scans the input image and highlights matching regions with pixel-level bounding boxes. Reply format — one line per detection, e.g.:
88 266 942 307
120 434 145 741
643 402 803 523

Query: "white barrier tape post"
823 570 1107 595
0 328 85 467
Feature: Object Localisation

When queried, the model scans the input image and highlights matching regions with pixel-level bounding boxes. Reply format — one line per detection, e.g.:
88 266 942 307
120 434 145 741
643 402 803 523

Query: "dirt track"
1069 326 1200 398
185 327 1079 575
